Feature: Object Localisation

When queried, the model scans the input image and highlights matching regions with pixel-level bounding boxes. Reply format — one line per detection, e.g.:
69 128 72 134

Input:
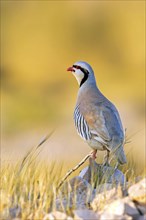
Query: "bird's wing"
83 101 124 148
83 104 111 142
102 104 124 139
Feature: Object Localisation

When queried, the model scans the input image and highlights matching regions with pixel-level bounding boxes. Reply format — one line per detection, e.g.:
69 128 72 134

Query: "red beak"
67 66 75 72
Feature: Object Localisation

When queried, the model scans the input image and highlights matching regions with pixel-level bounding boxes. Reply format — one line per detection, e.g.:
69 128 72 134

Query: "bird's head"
67 61 95 87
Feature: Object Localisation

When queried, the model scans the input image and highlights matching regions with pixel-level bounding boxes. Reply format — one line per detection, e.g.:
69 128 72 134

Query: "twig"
57 151 92 190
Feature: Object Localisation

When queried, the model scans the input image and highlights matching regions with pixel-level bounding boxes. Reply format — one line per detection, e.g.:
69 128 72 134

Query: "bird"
67 61 127 165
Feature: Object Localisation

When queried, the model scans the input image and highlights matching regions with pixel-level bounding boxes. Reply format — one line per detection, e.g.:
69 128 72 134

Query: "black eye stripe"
73 65 79 69
73 65 89 75
72 65 89 87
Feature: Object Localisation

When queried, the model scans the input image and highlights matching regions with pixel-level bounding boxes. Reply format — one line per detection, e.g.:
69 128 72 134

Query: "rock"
101 199 125 216
137 215 146 220
100 213 132 220
55 193 88 211
135 176 143 183
9 205 21 218
56 177 94 211
110 168 126 186
96 183 115 193
73 209 99 220
135 203 146 215
11 218 21 220
100 197 140 219
79 159 126 187
43 211 73 220
128 178 146 215
91 185 123 211
79 166 91 183
123 197 140 218
60 176 91 194
128 178 146 204
69 176 91 193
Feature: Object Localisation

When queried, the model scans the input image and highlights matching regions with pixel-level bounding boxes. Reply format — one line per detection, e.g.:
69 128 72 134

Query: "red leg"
90 149 97 160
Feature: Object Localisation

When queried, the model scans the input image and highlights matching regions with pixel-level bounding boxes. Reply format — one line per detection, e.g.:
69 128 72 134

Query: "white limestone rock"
79 159 126 187
128 178 146 204
56 176 94 211
73 209 99 220
43 211 73 220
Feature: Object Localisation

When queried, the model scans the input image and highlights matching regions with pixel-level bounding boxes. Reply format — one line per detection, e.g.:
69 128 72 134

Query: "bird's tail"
114 146 127 164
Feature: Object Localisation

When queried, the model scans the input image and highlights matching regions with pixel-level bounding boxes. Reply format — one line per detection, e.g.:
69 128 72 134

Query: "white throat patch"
72 71 84 85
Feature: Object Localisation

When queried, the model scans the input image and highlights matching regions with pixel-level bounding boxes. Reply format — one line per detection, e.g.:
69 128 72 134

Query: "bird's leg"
103 150 110 166
90 149 97 160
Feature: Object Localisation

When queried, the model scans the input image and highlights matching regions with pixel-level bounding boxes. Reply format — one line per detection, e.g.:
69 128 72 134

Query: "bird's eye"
72 65 89 74
73 65 80 69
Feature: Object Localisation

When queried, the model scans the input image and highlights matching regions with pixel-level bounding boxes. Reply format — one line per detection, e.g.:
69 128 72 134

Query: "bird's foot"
90 150 97 160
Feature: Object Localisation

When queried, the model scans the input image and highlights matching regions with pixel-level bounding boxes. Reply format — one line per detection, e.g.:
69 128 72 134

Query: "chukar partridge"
67 61 127 165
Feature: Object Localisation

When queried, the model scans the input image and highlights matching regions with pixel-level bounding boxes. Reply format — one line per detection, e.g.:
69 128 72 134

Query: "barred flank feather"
74 105 91 141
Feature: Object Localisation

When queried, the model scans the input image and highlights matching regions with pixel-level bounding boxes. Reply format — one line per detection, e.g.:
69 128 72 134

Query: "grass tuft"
0 133 145 219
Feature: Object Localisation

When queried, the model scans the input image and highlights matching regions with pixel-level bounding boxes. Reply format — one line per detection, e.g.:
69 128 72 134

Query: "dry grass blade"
57 151 92 190
124 129 143 145
17 130 55 175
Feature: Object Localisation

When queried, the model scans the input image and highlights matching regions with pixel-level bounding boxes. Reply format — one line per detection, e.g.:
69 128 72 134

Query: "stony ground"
4 159 146 220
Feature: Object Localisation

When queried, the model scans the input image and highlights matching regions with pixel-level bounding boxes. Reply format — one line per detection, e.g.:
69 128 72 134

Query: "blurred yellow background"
1 1 145 170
